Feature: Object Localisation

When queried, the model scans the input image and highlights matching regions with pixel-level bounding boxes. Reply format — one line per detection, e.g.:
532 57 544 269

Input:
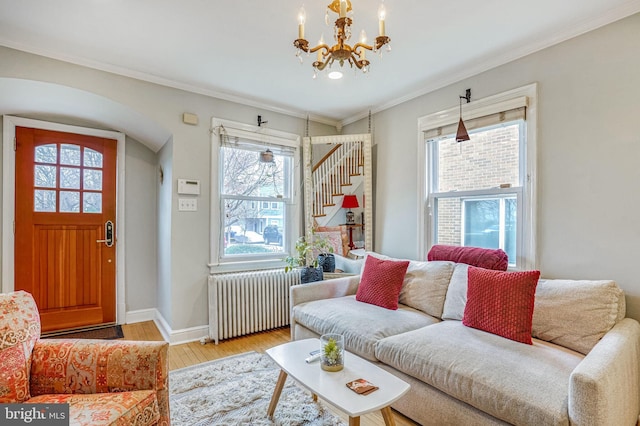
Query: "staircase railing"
311 141 363 218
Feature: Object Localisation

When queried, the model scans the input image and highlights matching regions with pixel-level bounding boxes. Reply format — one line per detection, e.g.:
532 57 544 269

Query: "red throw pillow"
462 267 540 344
356 255 410 310
427 245 508 271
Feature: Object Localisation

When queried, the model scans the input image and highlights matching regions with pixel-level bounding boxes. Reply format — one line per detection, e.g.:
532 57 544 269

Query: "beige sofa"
290 255 640 425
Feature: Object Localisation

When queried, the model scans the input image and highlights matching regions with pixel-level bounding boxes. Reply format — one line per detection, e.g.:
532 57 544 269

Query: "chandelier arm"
314 60 330 71
352 42 374 54
309 44 331 54
349 52 370 70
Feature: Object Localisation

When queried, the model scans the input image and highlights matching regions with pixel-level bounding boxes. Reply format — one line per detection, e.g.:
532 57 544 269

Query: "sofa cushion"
376 321 584 426
0 291 41 403
398 260 455 318
292 295 439 361
27 390 159 426
356 255 409 310
427 245 508 271
364 253 455 318
463 267 540 344
532 279 625 355
441 263 469 320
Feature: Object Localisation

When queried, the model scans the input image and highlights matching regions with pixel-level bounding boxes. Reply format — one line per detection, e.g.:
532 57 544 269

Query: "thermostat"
177 179 200 195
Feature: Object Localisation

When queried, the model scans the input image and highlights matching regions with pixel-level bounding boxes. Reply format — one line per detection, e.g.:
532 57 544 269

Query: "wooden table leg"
349 416 361 426
380 406 396 426
267 370 288 418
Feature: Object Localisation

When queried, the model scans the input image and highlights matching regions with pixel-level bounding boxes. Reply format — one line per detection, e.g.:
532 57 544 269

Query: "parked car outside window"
263 225 283 245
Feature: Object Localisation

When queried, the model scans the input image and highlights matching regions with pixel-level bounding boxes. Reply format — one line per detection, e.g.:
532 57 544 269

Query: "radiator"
208 269 300 344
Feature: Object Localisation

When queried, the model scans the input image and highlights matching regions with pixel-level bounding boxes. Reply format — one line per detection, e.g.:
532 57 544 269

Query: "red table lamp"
342 195 359 225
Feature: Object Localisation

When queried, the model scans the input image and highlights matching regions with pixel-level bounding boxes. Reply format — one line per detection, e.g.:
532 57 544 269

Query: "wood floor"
121 321 418 426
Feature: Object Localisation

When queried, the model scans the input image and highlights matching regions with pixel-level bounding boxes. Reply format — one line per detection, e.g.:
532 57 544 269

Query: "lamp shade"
455 118 470 142
342 195 359 209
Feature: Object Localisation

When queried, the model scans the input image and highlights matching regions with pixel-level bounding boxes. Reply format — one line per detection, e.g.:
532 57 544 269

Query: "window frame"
210 118 301 273
417 84 537 269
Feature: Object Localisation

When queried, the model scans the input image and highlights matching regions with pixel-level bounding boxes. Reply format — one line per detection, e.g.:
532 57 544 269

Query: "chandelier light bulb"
298 7 306 39
378 3 386 36
317 34 325 62
359 30 367 60
298 7 306 25
378 3 386 20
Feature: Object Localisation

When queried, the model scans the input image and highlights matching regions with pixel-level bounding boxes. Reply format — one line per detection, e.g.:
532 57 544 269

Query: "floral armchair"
0 291 169 426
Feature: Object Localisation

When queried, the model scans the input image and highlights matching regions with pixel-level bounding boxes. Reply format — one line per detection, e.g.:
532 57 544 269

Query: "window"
210 119 300 270
418 84 537 269
33 143 104 214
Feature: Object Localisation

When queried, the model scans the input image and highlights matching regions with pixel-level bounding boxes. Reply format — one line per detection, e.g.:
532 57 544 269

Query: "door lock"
96 220 114 247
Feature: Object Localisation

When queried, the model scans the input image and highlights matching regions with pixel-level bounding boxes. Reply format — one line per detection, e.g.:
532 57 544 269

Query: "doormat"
42 324 124 340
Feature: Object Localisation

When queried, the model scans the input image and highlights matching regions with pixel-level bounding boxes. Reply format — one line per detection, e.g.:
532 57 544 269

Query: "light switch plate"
178 198 197 211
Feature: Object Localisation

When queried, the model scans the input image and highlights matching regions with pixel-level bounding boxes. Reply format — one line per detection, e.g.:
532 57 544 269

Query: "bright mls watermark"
1 404 69 425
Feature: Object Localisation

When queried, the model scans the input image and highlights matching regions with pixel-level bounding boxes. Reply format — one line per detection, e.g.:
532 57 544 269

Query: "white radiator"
208 269 300 344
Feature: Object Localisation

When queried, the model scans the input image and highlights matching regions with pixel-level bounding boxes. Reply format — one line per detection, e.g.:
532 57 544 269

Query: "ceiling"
1 0 639 127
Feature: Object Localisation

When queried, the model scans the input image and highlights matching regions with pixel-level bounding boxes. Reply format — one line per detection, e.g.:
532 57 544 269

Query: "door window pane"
83 169 103 190
84 148 103 168
83 192 102 213
34 190 56 212
60 144 81 166
60 167 80 189
35 144 57 164
34 165 57 188
60 191 80 213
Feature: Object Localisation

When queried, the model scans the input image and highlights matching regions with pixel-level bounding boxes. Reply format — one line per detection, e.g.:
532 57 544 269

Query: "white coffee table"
266 338 410 426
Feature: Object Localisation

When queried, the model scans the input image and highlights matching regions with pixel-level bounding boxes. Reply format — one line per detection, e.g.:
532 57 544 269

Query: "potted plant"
316 241 336 273
320 334 344 372
284 235 334 283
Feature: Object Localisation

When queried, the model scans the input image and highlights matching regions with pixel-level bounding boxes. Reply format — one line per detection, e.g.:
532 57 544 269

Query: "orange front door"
15 127 117 333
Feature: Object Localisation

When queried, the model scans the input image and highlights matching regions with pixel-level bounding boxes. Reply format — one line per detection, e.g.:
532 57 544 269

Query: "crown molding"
0 39 340 129
340 1 640 127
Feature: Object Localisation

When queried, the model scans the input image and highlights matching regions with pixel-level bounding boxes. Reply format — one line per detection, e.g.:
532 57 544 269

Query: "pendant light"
456 89 471 143
259 148 274 163
257 114 275 163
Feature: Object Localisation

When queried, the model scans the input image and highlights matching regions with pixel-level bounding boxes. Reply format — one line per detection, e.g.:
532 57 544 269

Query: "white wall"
0 45 337 337
124 136 158 310
344 13 640 320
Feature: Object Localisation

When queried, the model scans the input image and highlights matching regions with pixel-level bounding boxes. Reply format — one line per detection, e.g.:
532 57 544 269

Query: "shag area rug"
169 351 346 425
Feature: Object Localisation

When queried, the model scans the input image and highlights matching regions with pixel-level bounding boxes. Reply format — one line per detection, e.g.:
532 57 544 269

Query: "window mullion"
499 198 506 251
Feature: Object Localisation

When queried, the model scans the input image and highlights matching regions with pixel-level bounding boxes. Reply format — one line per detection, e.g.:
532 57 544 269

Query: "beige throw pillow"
364 253 454 318
531 279 625 355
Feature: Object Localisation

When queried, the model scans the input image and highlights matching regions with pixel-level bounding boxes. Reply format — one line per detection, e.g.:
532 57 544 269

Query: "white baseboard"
125 308 209 346
126 308 157 324
167 324 210 346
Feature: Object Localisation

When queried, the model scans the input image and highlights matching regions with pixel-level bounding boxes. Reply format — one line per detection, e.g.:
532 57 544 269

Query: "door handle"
96 220 114 247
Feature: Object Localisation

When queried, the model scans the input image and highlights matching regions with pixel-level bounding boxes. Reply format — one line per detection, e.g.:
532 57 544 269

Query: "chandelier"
294 0 391 79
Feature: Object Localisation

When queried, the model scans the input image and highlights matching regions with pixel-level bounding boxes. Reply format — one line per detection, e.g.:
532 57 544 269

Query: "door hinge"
13 220 15 235
14 137 16 151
